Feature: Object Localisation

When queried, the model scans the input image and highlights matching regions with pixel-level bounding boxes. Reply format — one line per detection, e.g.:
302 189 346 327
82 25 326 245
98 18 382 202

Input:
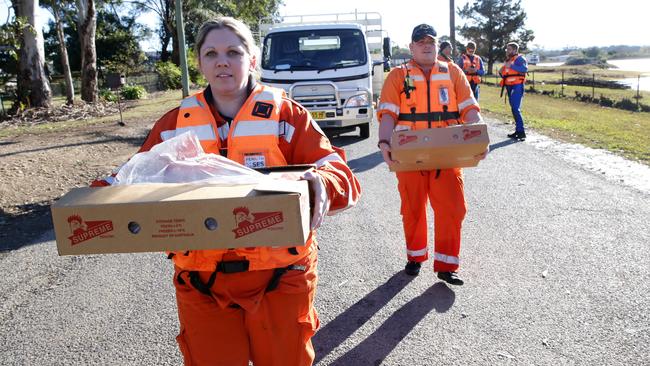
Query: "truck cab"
259 13 389 138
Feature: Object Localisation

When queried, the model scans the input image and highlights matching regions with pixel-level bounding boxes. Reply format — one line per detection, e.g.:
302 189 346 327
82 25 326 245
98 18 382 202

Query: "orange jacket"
499 54 526 86
377 60 479 131
93 83 361 271
460 53 483 84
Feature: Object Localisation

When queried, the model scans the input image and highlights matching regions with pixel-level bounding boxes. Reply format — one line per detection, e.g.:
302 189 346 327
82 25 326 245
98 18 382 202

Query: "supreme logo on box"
232 206 284 238
66 214 114 245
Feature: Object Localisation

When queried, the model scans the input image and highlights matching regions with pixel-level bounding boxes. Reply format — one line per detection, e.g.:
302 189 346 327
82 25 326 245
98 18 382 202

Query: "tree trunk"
76 0 98 103
52 2 74 105
160 34 171 62
13 0 52 108
171 28 180 66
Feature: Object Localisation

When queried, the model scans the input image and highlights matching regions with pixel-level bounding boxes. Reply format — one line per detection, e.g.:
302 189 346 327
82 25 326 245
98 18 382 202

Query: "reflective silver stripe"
394 125 411 131
430 73 451 81
379 102 400 115
410 75 425 81
160 125 216 141
217 124 230 141
103 175 115 185
314 152 345 168
179 95 203 109
232 120 278 137
318 152 358 215
407 248 428 257
279 121 295 143
458 97 478 112
253 90 276 102
434 252 459 265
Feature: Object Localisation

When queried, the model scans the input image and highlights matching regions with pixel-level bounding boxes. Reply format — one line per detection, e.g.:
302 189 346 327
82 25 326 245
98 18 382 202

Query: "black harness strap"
265 265 306 293
179 260 307 296
398 111 460 122
189 267 218 296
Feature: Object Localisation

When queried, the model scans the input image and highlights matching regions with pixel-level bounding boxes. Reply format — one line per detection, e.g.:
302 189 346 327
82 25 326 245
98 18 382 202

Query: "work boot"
437 271 464 286
404 261 421 276
516 131 526 141
507 131 526 140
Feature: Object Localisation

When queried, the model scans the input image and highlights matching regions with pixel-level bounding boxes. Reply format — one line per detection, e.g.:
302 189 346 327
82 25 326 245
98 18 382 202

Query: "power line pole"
175 0 190 98
450 0 456 57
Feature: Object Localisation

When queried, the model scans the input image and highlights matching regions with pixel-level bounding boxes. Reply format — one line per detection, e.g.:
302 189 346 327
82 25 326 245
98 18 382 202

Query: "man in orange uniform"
93 17 361 365
376 24 485 285
457 41 485 100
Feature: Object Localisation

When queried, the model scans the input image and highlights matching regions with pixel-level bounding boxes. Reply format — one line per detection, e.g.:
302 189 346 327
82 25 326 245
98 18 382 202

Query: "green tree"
11 0 52 109
0 17 25 84
583 46 601 59
44 6 148 77
42 0 75 104
457 0 534 74
131 0 283 65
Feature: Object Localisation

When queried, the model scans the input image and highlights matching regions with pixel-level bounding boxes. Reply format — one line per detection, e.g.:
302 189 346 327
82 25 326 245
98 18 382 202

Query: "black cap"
439 41 452 51
411 24 437 42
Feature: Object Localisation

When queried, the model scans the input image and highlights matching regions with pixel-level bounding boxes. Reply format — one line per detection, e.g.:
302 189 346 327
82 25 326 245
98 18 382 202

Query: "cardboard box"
51 179 310 256
389 123 490 172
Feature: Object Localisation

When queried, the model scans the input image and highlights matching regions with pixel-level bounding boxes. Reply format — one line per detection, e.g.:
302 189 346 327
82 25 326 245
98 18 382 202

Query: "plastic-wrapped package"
113 131 265 186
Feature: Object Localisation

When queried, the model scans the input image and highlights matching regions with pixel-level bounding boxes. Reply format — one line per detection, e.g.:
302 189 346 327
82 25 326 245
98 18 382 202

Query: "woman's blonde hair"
195 17 260 74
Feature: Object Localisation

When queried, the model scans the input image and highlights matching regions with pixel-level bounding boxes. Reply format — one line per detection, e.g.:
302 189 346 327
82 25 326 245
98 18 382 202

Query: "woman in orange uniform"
376 24 486 285
93 17 360 365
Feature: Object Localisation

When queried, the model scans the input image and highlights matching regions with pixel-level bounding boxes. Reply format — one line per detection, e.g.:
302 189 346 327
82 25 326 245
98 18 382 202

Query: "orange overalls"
378 60 479 272
96 83 360 365
461 53 483 84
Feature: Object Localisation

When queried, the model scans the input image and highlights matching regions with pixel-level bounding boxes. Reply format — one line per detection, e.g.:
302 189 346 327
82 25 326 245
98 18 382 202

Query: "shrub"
120 84 147 100
99 88 118 102
598 95 614 107
155 61 182 90
187 49 207 87
614 98 638 111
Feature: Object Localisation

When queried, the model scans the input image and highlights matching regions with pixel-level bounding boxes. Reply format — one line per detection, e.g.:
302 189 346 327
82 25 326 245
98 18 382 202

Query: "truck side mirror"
383 37 391 58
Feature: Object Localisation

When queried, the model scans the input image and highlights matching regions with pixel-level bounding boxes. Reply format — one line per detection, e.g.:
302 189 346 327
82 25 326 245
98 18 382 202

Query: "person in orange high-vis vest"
438 41 454 62
377 24 487 285
457 41 485 100
92 17 360 366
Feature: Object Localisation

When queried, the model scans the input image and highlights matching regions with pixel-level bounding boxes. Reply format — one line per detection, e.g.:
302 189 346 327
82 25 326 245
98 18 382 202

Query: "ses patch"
252 102 274 118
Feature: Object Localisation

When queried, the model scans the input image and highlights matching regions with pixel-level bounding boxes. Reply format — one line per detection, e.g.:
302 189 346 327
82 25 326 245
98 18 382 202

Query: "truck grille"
291 84 338 109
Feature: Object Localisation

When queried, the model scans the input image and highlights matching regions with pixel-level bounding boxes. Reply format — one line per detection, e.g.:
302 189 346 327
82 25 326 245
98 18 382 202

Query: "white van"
259 12 390 138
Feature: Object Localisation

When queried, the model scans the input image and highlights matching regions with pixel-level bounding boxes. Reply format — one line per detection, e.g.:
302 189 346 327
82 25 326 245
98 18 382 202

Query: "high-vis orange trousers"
173 250 319 366
396 168 467 272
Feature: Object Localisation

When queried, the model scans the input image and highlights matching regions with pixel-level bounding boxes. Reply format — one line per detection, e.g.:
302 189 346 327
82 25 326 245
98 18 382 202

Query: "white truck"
259 12 391 138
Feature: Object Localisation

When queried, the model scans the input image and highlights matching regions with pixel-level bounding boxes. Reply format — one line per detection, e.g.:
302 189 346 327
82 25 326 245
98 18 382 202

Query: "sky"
1 0 648 51
277 0 649 50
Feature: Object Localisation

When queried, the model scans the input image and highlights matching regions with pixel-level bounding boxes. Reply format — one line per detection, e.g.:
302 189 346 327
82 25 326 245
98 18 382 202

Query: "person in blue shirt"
456 41 485 100
499 42 528 140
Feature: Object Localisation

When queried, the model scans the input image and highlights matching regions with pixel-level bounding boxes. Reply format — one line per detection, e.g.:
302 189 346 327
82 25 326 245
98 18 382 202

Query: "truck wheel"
359 123 370 139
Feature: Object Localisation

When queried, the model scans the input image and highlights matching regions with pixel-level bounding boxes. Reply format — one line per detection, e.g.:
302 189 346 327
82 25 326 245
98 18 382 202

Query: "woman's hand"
300 170 330 230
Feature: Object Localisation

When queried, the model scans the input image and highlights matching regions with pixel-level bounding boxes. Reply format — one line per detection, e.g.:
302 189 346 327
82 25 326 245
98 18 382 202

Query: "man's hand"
474 146 489 160
379 142 396 165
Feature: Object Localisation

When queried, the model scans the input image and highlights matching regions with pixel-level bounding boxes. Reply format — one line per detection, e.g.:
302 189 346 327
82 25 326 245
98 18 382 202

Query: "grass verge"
480 83 650 165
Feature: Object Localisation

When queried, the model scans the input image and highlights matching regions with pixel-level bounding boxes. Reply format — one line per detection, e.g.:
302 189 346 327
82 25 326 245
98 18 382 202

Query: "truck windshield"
262 29 367 71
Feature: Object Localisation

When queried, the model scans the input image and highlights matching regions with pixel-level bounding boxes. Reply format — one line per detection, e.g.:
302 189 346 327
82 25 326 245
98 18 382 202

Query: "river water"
538 57 650 91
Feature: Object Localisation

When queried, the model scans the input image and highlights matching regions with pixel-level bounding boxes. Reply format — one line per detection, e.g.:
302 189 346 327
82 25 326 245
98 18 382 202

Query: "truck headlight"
344 94 369 108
